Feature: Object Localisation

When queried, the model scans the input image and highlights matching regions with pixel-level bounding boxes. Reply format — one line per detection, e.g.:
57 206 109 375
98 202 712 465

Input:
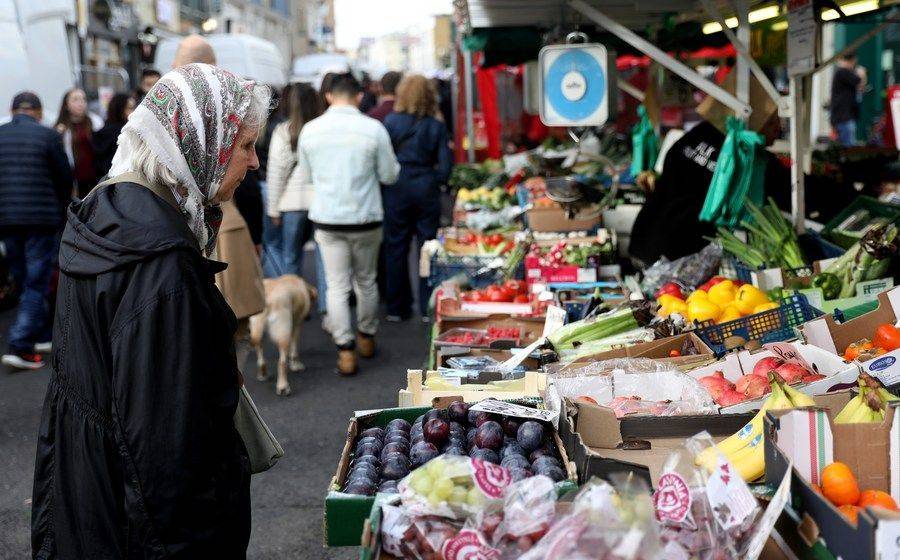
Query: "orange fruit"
821 462 861 507
858 490 898 511
839 504 860 524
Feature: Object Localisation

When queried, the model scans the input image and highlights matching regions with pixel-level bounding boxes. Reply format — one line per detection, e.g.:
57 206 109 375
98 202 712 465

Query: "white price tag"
705 455 758 531
542 305 567 338
744 464 792 560
469 399 558 423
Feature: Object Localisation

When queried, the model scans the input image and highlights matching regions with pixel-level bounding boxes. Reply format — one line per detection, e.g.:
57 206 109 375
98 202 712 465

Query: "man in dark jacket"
0 92 73 370
368 71 402 122
31 181 250 559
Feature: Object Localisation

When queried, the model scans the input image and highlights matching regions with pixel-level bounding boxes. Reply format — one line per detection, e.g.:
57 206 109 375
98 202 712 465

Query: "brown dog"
249 274 316 396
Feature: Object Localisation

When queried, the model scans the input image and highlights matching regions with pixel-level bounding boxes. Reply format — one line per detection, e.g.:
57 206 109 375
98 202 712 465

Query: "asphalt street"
0 274 430 558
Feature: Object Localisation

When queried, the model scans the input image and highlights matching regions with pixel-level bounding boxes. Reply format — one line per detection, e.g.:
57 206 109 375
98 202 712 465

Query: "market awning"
460 0 704 29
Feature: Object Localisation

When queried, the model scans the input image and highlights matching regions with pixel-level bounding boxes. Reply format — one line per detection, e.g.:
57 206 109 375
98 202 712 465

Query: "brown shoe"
337 349 357 376
357 333 376 359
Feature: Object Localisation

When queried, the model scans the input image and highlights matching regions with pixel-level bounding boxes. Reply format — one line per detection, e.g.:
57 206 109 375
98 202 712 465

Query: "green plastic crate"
821 196 900 249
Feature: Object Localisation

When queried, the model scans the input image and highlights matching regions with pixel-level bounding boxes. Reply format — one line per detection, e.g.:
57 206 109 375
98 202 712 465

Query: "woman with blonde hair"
383 74 452 321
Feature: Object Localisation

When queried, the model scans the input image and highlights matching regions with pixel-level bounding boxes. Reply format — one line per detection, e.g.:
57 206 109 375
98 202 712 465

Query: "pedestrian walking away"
54 88 102 198
266 83 324 277
383 74 453 320
297 72 400 375
92 92 135 179
0 92 73 370
367 70 402 122
30 63 271 559
830 51 867 146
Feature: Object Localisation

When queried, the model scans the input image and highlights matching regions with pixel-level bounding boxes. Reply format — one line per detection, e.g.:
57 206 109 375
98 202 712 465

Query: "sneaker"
2 352 45 370
34 341 53 354
357 332 375 359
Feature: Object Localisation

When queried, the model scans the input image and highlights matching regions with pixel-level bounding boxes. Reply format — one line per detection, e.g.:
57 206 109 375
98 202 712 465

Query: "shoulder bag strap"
89 172 180 211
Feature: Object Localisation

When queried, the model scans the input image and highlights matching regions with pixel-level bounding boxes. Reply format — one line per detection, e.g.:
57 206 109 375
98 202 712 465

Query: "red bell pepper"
655 282 683 300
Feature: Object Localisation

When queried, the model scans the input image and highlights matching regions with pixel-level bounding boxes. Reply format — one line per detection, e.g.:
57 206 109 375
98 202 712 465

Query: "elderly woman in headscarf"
31 63 271 559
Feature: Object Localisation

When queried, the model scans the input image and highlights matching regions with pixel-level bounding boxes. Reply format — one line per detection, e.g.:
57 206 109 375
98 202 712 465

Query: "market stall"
320 1 900 558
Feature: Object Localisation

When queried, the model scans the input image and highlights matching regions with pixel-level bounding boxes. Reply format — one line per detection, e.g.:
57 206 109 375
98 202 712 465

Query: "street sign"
538 43 612 127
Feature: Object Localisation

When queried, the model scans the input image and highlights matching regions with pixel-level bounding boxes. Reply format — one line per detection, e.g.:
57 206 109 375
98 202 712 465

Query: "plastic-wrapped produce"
653 433 760 559
398 456 513 520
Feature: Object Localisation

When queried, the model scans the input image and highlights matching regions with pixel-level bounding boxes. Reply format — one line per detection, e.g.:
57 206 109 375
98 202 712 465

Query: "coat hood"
60 182 200 275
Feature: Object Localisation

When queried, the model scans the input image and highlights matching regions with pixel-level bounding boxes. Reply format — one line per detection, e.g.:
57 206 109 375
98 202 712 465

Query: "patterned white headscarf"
116 63 255 255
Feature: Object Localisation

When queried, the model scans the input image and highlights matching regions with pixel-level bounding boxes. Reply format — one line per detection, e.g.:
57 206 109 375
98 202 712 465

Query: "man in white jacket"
296 73 400 375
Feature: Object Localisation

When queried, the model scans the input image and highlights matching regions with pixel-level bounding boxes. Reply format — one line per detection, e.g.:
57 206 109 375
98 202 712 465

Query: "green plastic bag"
699 116 767 228
630 105 659 176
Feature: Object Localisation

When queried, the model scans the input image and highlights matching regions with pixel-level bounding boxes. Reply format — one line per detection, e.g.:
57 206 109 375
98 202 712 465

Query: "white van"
290 53 359 88
0 0 76 122
155 34 288 88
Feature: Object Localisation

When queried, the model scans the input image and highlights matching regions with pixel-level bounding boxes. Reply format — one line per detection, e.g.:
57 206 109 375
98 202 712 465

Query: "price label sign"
469 399 558 423
762 342 816 375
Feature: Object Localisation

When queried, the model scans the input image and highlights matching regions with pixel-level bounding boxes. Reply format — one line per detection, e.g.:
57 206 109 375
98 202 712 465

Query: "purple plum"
474 421 504 451
423 418 450 446
448 400 470 423
516 421 545 452
470 447 500 464
410 441 440 468
386 418 411 433
344 479 376 496
361 427 385 440
509 467 534 482
502 417 521 438
381 457 410 480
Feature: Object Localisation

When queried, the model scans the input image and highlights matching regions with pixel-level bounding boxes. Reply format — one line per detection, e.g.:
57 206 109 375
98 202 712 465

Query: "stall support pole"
789 75 806 233
734 0 750 110
699 0 788 114
463 48 476 163
568 0 751 118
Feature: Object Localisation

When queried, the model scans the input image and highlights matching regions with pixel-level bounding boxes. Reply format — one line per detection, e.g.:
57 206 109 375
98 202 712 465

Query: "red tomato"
513 294 530 303
470 290 486 302
488 290 509 302
489 233 504 245
460 232 477 244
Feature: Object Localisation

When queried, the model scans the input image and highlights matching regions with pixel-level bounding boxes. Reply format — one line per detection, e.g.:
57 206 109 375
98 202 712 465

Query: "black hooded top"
32 182 250 559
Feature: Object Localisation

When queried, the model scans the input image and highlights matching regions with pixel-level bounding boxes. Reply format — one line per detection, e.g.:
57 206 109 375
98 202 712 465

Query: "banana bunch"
834 374 900 424
697 372 815 482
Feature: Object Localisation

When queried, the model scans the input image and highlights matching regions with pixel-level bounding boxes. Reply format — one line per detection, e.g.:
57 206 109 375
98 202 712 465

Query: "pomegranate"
736 374 770 398
697 371 734 401
775 362 808 384
718 389 749 407
801 373 827 384
752 356 784 378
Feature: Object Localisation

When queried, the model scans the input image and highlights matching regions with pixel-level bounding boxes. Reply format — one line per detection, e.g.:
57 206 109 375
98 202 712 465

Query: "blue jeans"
3 232 56 353
834 120 857 146
281 210 314 276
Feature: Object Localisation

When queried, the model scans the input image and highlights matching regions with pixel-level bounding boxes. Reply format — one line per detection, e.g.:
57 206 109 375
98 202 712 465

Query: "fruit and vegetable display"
458 280 530 303
832 373 900 424
696 371 816 482
842 323 900 360
341 402 568 497
657 278 778 324
448 160 505 191
526 238 616 268
455 186 516 211
696 355 825 407
716 198 807 270
815 223 897 298
378 471 661 559
436 327 523 347
447 230 517 256
817 461 898 525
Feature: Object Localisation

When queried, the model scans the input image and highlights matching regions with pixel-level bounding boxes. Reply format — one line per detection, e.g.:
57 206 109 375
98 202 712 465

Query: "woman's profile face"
67 89 87 119
213 125 260 203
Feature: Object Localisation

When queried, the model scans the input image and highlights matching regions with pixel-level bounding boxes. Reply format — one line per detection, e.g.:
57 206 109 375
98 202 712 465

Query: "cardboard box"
435 294 536 318
436 314 545 345
327 400 576 547
526 204 600 232
801 287 900 388
558 397 755 486
398 370 547 408
764 399 900 560
683 341 861 414
562 332 717 371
